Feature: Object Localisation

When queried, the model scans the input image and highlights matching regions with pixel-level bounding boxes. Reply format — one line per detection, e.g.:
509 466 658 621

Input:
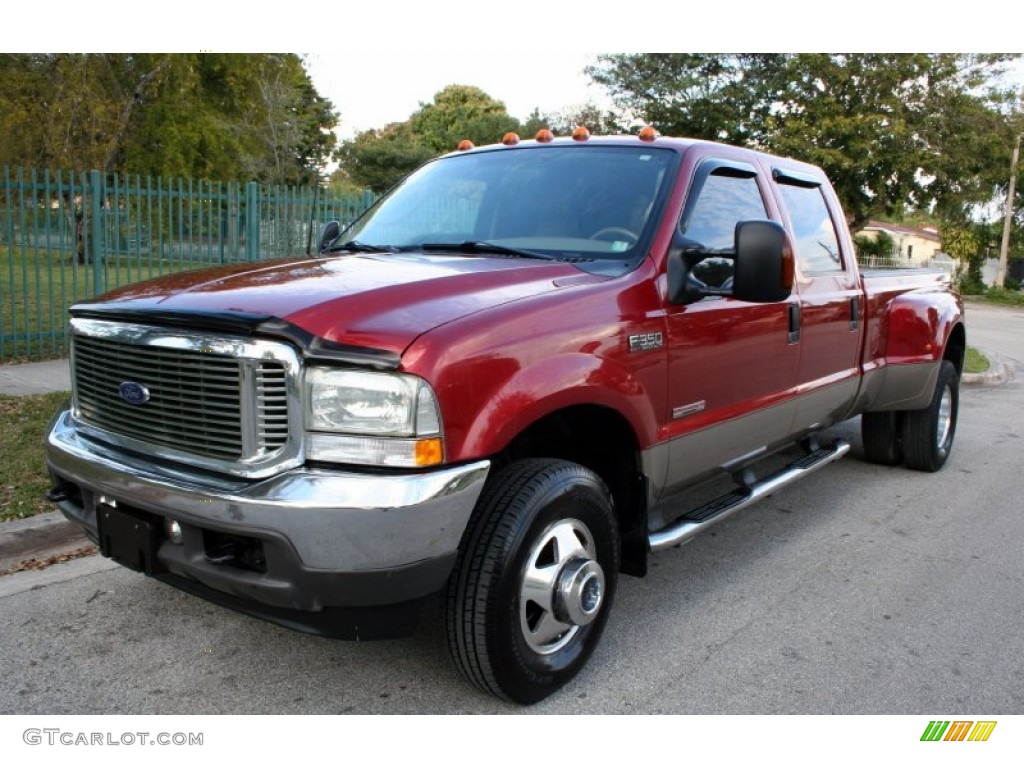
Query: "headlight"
306 368 443 468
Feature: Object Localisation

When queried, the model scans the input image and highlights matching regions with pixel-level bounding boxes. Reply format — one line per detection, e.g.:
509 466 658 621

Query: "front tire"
901 360 959 472
445 459 619 704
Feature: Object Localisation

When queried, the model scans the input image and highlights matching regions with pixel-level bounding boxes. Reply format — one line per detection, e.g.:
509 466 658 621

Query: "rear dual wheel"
445 459 619 704
861 360 959 472
901 360 958 472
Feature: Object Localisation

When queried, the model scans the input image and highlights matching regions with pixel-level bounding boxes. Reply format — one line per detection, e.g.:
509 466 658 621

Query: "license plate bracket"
96 503 164 574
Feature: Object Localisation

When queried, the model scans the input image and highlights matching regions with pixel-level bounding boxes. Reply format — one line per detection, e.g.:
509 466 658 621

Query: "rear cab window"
773 169 845 275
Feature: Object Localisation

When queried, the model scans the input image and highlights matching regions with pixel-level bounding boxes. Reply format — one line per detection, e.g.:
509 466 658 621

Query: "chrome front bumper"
46 409 489 616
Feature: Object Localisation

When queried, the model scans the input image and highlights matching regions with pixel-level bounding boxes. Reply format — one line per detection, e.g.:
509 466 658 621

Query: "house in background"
854 221 944 265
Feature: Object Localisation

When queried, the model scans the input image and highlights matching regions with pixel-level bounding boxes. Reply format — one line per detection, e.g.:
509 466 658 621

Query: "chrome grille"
256 362 289 452
74 336 246 459
68 318 303 478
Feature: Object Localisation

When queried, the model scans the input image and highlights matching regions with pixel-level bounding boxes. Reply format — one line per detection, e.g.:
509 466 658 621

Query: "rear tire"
861 411 904 465
444 459 619 704
901 360 959 472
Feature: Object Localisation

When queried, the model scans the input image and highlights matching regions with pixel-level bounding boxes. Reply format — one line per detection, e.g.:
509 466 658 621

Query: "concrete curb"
0 511 90 573
962 349 1015 387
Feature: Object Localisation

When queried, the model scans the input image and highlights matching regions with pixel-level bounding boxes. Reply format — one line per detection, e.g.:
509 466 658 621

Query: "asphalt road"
1 299 1021 715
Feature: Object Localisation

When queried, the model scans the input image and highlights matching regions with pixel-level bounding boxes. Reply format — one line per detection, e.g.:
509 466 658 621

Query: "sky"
304 47 1024 160
7 1 1024 147
296 14 1022 145
304 51 612 140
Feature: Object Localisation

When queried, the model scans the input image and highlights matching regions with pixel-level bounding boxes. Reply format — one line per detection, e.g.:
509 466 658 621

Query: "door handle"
788 304 801 344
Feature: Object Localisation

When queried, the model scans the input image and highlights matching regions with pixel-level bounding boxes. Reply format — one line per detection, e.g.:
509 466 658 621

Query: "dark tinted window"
777 183 843 273
681 170 767 287
682 172 767 249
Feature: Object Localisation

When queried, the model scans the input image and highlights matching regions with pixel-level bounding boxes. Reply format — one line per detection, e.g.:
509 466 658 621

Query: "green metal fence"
0 166 376 361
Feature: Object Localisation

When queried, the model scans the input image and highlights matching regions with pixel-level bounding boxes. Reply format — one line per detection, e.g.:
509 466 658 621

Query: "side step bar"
648 439 851 552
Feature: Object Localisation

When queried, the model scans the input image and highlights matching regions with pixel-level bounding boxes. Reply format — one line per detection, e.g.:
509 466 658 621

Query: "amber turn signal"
414 437 444 467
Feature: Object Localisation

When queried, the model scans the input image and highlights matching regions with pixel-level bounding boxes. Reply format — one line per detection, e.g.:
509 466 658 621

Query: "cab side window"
777 182 843 273
682 172 767 249
681 171 767 286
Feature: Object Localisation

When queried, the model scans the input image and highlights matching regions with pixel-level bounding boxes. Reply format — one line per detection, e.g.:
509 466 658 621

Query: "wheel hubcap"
554 558 605 627
936 385 953 450
519 519 603 655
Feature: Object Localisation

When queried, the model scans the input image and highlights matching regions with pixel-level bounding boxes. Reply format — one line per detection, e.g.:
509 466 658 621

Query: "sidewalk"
1 358 80 573
0 358 71 395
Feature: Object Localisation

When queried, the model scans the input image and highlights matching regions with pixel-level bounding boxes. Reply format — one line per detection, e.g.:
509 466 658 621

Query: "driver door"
660 158 801 497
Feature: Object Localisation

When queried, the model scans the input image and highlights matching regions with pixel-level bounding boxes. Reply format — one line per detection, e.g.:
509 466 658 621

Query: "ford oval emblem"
119 381 151 405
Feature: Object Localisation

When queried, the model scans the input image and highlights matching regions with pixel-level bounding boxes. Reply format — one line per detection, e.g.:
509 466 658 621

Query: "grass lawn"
0 245 226 362
0 392 70 521
965 347 990 374
962 287 1024 308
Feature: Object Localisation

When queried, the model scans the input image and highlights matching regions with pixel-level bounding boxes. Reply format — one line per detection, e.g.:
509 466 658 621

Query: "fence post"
246 181 259 262
2 165 14 246
90 170 104 296
228 182 240 262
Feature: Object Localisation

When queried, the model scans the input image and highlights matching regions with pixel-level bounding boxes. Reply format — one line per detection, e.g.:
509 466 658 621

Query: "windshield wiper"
326 240 392 254
416 241 558 261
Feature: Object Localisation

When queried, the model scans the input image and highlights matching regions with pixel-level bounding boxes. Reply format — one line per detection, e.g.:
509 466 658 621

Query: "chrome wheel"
936 384 953 450
445 459 619 703
520 518 605 654
902 360 958 473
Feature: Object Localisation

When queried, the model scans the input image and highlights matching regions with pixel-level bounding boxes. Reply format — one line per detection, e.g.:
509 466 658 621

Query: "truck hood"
88 253 599 356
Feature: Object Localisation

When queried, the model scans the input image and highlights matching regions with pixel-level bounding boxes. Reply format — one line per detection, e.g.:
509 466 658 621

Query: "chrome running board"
648 440 851 552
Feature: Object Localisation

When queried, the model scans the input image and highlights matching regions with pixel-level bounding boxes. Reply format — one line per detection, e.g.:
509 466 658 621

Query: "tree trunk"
102 55 172 174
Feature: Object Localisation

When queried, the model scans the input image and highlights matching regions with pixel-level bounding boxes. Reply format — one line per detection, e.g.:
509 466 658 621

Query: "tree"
535 103 623 136
587 53 1021 231
336 85 522 192
942 223 985 293
587 54 789 143
0 53 338 184
336 123 435 193
854 231 895 260
408 85 518 153
0 53 173 172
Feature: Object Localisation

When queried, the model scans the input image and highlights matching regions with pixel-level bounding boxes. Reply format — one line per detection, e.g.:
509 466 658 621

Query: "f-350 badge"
628 332 663 353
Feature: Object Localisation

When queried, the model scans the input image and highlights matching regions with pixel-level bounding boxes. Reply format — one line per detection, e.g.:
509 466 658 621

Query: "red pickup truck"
46 132 964 703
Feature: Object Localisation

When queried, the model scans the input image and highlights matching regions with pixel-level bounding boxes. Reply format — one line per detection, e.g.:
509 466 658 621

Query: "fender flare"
452 353 658 460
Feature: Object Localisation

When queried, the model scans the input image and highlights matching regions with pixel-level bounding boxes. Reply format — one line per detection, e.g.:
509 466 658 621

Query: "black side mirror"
667 258 708 305
732 220 793 303
318 220 341 253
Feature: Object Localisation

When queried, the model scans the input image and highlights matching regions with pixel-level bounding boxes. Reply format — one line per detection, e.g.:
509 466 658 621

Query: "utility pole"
995 131 1021 289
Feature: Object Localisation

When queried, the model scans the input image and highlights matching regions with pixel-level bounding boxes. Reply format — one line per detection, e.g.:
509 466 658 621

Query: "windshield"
339 144 678 275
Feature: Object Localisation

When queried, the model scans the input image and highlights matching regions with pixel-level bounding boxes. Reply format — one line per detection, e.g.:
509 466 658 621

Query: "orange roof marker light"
502 132 520 146
572 126 591 142
457 139 475 151
638 126 658 142
535 129 555 143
